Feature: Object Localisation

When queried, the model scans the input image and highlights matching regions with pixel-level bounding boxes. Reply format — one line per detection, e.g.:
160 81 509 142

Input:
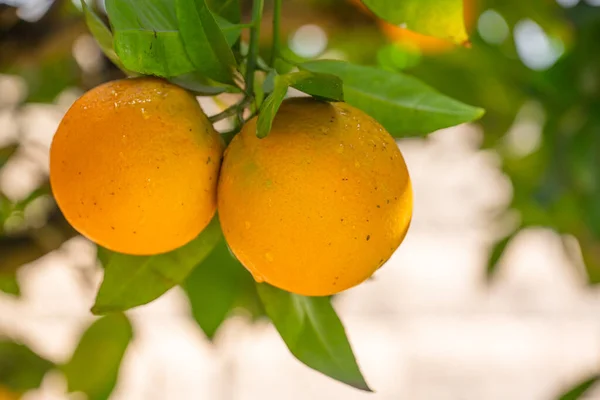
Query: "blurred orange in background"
350 0 477 54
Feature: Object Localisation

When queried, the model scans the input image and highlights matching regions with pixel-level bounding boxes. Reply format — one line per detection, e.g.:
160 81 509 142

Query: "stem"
208 98 253 123
245 0 264 96
271 0 282 65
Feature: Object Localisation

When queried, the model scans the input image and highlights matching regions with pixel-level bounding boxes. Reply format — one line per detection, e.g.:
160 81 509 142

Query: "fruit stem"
271 0 282 65
208 97 253 123
245 0 264 97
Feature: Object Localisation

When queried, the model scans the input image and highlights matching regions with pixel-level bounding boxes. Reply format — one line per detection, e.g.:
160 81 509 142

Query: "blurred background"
2 0 600 399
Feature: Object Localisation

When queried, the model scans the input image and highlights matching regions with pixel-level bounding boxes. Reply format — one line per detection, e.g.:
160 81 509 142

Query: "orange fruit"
218 98 412 296
50 77 222 255
349 0 477 54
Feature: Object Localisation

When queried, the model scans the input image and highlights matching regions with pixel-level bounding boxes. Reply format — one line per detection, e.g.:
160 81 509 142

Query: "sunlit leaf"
0 341 54 393
176 0 239 84
63 314 132 400
92 216 221 314
301 60 484 137
361 0 469 44
183 234 256 339
257 284 371 391
557 374 600 400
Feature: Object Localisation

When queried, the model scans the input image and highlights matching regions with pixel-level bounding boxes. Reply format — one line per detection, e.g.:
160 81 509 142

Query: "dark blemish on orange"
93 202 97 206
387 199 390 204
366 235 370 241
78 172 82 175
328 242 332 246
206 156 211 164
111 226 115 230
341 218 344 222
110 192 115 196
376 205 380 208
133 231 137 234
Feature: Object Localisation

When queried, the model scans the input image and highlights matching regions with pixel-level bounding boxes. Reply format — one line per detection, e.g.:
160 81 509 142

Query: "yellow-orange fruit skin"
50 77 222 255
218 98 412 296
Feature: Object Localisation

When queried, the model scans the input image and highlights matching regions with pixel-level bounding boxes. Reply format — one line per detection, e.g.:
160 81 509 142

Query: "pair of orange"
50 78 412 295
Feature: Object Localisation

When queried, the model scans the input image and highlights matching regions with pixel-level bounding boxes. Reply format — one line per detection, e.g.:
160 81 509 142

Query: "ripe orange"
349 0 477 54
50 78 222 255
218 98 412 296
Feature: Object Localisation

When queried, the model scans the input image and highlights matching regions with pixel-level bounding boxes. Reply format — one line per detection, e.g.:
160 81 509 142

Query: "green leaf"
0 145 17 169
301 60 484 137
558 375 600 400
105 0 194 77
361 0 468 44
0 341 54 393
183 235 256 339
256 71 344 138
62 314 132 400
486 230 520 280
92 216 221 314
257 284 371 391
291 72 344 102
176 0 239 84
80 0 125 71
0 274 20 296
170 72 236 96
256 74 289 138
207 0 240 23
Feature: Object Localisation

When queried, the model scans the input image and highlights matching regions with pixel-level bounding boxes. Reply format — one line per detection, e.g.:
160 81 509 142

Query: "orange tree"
1 0 484 396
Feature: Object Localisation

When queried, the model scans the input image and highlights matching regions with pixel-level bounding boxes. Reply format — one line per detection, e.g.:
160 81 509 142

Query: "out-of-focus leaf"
361 0 468 44
92 216 221 314
301 60 484 137
0 341 54 393
257 284 371 391
0 274 19 296
0 146 17 169
486 229 520 280
183 235 256 339
80 0 125 71
207 0 240 23
557 374 600 400
63 314 132 400
176 0 239 84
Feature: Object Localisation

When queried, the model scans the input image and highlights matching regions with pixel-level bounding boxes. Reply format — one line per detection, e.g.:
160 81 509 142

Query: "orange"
50 77 222 255
218 98 412 296
349 0 477 54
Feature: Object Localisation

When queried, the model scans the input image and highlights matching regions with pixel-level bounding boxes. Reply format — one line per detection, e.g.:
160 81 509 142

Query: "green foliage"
80 0 124 71
361 0 468 43
62 314 133 400
183 236 257 339
176 0 240 84
0 341 54 393
557 375 600 400
0 274 20 296
257 284 371 391
302 60 484 136
93 216 222 314
257 70 343 138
